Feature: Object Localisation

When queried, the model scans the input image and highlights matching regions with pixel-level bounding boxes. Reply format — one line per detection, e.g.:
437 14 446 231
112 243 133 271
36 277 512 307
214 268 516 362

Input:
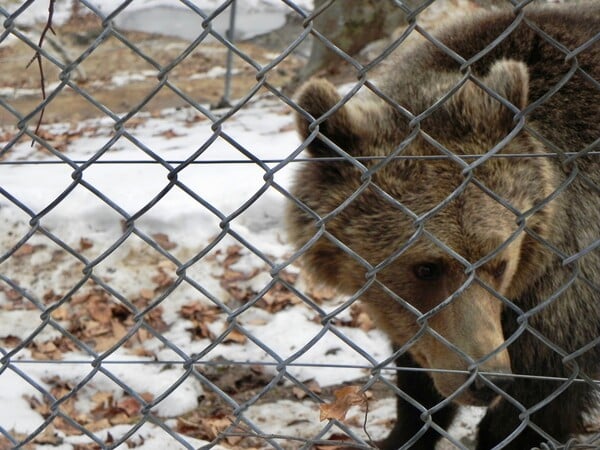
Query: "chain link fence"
1 0 599 449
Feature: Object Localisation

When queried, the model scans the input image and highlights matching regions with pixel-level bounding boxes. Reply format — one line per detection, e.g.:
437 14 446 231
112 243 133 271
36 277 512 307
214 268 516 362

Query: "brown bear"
286 4 600 450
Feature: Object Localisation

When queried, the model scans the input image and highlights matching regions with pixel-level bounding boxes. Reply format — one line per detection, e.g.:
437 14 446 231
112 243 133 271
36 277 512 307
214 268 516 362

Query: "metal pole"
215 0 236 108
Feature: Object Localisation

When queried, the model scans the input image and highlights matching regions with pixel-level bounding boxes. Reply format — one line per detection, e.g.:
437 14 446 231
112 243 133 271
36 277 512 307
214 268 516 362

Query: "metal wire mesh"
0 0 599 449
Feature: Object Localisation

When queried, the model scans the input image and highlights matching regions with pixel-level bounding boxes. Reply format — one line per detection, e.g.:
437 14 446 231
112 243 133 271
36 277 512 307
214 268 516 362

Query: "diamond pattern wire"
0 0 599 449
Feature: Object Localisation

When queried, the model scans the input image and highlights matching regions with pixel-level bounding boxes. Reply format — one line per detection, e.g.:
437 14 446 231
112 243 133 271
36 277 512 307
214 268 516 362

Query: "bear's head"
287 60 559 405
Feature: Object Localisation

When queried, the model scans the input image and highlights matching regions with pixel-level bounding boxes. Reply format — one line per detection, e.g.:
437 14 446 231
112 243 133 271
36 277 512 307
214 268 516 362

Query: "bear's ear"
294 79 365 157
450 59 529 134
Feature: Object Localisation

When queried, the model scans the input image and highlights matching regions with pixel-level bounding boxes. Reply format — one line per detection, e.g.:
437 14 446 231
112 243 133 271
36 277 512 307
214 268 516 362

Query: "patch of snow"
111 71 156 87
190 66 240 80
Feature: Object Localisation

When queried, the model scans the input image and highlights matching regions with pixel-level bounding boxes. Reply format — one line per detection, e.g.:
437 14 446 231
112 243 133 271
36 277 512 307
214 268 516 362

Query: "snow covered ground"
0 1 491 448
0 94 486 449
0 93 402 447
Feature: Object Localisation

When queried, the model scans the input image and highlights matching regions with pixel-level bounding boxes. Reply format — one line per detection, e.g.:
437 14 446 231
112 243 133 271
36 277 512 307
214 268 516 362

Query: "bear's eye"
413 263 443 281
493 260 508 279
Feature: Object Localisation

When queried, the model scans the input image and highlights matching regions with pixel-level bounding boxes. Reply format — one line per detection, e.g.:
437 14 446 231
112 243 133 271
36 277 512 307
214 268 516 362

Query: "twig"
361 393 375 448
26 0 56 145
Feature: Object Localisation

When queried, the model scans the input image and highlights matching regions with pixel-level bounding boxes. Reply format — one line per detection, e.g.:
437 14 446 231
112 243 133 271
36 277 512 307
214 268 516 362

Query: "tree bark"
300 0 415 79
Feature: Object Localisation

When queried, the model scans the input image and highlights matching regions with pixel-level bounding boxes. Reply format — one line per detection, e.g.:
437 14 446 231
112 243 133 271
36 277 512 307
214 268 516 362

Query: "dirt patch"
1 11 305 128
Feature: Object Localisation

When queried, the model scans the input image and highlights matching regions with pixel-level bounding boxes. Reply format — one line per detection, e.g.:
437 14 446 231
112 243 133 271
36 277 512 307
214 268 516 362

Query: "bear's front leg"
476 396 541 450
379 352 458 450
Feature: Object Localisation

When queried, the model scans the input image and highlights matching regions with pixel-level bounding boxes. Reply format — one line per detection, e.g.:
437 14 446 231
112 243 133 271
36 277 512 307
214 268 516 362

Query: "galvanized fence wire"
0 0 599 449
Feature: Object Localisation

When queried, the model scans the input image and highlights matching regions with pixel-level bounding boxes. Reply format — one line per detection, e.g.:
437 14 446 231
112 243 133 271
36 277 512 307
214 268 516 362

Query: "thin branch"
26 0 56 144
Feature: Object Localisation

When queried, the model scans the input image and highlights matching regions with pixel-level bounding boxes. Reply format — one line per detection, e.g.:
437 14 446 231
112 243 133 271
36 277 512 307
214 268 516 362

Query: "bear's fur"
287 4 600 449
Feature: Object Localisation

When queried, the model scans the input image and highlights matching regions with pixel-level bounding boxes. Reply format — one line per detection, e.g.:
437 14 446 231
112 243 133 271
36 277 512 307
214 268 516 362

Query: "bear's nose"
469 372 513 403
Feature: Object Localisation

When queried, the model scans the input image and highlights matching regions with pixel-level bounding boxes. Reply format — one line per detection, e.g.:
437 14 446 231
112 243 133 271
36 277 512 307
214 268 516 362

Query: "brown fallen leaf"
86 418 111 432
180 301 220 340
139 288 154 300
223 245 243 268
13 243 35 257
152 232 177 250
116 396 141 417
186 322 215 340
184 113 208 125
125 117 147 129
79 237 93 250
27 395 50 418
180 302 220 322
43 289 61 304
91 391 113 410
159 129 182 139
223 328 247 344
32 425 62 445
259 281 301 313
5 288 22 302
152 267 174 289
176 413 234 441
1 335 21 347
319 386 367 422
88 298 112 324
292 379 322 400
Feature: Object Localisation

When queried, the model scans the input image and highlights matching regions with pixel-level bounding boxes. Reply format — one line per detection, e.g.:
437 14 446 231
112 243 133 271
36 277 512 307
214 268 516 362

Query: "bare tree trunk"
300 0 415 79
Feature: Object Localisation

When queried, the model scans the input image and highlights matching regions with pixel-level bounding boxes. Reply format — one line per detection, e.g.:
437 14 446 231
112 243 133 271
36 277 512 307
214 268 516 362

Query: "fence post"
214 0 237 109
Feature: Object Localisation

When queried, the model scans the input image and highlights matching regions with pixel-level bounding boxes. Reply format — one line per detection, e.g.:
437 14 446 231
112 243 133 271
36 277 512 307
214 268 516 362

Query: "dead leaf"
181 302 219 340
152 233 177 250
13 243 35 257
91 391 113 412
223 245 243 268
145 307 168 332
79 238 93 250
259 280 300 313
221 267 260 283
32 425 62 445
180 302 220 322
27 395 50 417
152 267 174 289
159 129 181 139
1 335 21 347
93 320 128 352
124 117 146 128
139 288 154 300
292 386 308 400
116 396 141 416
176 414 234 441
186 322 215 340
185 113 208 124
319 386 367 422
5 288 22 301
131 347 155 357
86 418 111 432
43 290 61 304
88 299 112 324
223 328 247 344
